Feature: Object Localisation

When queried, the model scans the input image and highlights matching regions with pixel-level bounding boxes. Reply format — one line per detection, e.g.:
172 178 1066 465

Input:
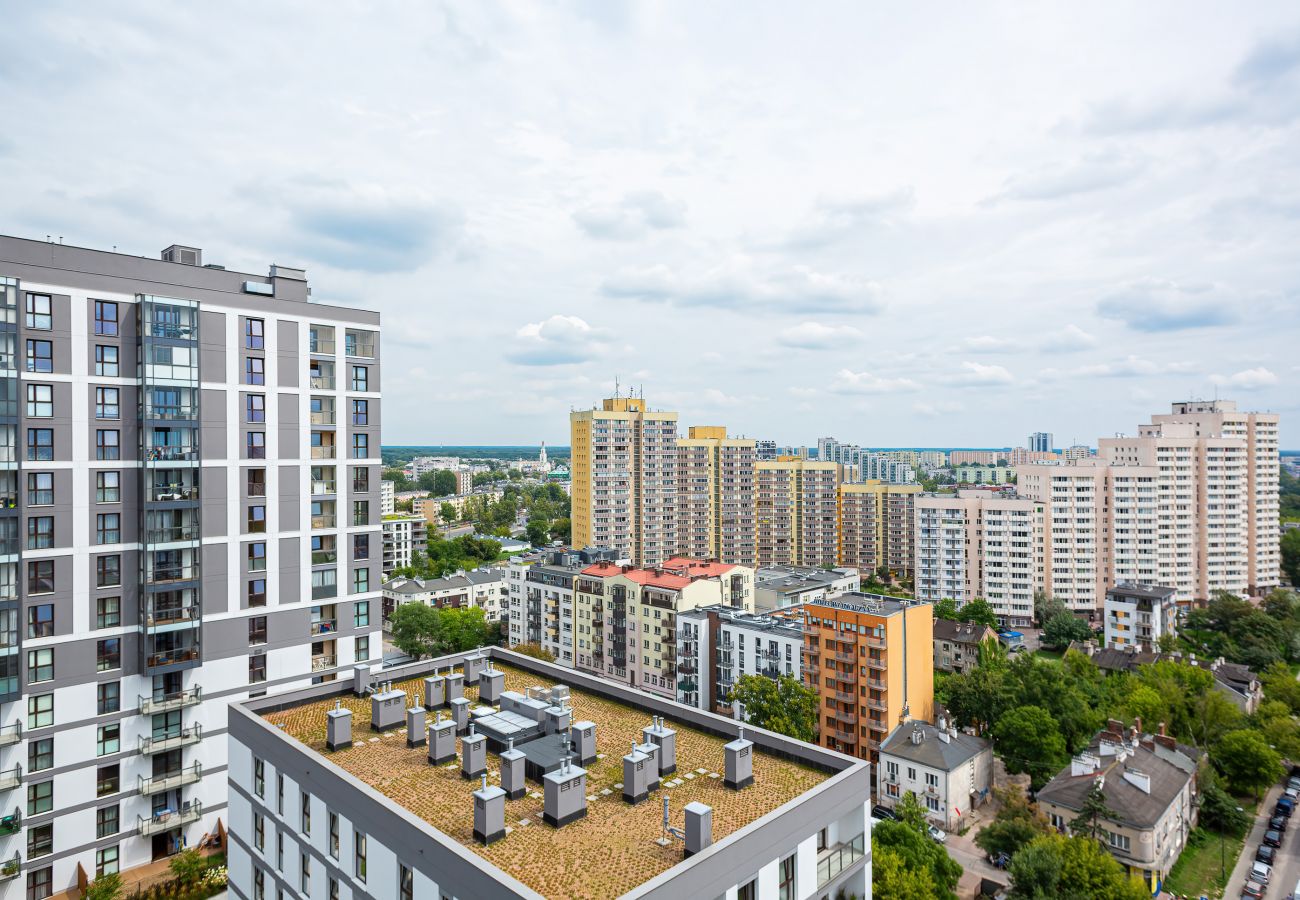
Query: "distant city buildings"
755 457 841 568
1028 431 1054 452
676 426 756 566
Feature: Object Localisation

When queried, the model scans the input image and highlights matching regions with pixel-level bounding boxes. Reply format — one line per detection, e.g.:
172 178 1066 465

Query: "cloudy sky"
4 2 1299 447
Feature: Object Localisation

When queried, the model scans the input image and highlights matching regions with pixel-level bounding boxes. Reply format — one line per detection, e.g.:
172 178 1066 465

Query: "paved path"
946 826 1007 898
1223 783 1297 898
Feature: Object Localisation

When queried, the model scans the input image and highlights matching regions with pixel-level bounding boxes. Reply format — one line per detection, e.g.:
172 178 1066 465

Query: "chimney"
424 673 447 709
1133 716 1142 736
445 671 465 703
642 716 678 775
636 741 662 792
406 701 427 749
370 686 407 733
352 664 373 697
461 726 487 780
543 758 588 827
684 802 713 857
623 743 652 805
571 721 597 766
480 667 505 705
428 714 457 765
326 701 353 751
499 738 527 800
473 774 507 845
1155 733 1177 751
449 697 471 735
724 727 754 791
463 651 486 683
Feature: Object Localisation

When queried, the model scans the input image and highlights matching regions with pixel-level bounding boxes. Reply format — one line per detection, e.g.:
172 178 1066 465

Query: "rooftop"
805 592 929 617
755 565 858 595
679 604 807 639
1106 582 1178 601
878 719 991 771
383 569 507 594
258 658 832 899
933 619 997 645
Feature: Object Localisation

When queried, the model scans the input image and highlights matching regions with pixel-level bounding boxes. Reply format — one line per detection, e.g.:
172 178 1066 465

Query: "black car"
871 804 898 821
1274 799 1293 819
1256 844 1277 865
986 852 1011 869
1263 829 1283 848
1270 814 1288 832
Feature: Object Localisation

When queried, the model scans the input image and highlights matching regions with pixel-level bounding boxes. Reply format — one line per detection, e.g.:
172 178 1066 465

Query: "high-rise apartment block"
755 458 840 568
837 482 920 579
380 513 427 575
801 595 934 765
676 426 755 566
570 397 678 566
1028 432 1053 453
0 235 381 896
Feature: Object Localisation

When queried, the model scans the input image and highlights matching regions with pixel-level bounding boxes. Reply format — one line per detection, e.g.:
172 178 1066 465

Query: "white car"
927 825 947 844
1250 860 1271 885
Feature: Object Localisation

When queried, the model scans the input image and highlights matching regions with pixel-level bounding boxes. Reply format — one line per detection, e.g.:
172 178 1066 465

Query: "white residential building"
1104 584 1177 653
876 718 993 830
380 514 427 576
754 565 860 611
381 569 509 623
380 479 395 515
676 606 804 712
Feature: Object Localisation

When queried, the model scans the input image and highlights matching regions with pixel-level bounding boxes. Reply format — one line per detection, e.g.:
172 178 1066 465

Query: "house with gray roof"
876 716 993 829
933 619 998 674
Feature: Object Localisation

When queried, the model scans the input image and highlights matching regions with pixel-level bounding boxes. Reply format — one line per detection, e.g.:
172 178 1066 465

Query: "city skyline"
2 3 1298 446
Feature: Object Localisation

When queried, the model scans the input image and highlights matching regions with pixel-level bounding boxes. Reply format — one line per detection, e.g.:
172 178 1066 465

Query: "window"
94 300 119 336
246 356 265 385
28 822 53 859
27 648 53 683
249 653 267 684
246 393 266 423
96 638 121 671
301 852 311 894
94 345 119 377
26 473 53 506
1107 830 1131 852
96 513 120 545
27 516 53 550
356 636 370 661
25 293 51 330
246 431 266 459
248 542 267 572
95 429 119 460
25 339 52 373
95 596 121 630
277 774 285 814
96 764 119 797
249 616 268 646
28 560 55 594
96 723 120 756
351 433 369 459
351 399 368 426
96 471 120 503
97 555 121 587
301 792 312 835
27 603 53 637
352 466 370 493
95 387 120 419
329 812 340 859
248 505 266 533
353 533 370 560
254 759 265 798
97 681 120 715
354 830 367 882
27 427 53 461
27 780 53 816
246 318 265 350
253 811 265 851
28 693 53 729
353 568 369 594
96 804 119 839
737 880 757 900
354 601 370 628
26 384 52 417
399 864 414 900
249 579 267 608
329 879 339 900
352 500 369 526
350 365 368 391
28 738 53 773
27 867 53 900
96 844 119 878
247 468 266 497
253 868 265 900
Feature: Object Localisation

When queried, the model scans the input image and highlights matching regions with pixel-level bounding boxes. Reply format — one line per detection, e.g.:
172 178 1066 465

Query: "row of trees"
390 534 503 580
388 603 494 659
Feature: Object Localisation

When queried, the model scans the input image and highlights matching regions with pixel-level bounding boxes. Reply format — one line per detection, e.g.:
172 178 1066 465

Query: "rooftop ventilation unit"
161 245 202 266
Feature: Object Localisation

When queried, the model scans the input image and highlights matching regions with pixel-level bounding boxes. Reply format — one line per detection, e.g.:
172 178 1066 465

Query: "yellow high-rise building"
677 426 756 566
570 397 679 565
838 481 922 579
754 457 840 568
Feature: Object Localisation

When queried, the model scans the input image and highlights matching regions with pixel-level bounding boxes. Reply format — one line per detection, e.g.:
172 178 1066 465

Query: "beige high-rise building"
676 426 756 566
755 457 840 567
838 481 921 578
570 397 679 565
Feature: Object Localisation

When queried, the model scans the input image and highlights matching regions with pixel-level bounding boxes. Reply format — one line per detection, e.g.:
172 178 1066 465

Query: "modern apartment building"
505 546 624 666
676 426 756 567
380 513 427 576
675 605 803 712
837 482 920 579
379 479 395 516
573 558 754 701
755 458 840 568
914 492 1041 627
1103 584 1177 653
0 235 382 897
570 397 679 566
1028 432 1053 453
754 565 860 611
800 595 934 765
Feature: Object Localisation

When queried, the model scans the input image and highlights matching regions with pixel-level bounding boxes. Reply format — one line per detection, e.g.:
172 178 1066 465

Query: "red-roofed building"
574 558 755 700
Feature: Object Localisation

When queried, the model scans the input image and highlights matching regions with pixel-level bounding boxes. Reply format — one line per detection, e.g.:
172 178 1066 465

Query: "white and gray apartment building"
676 605 804 713
754 565 860 611
0 236 382 897
505 546 624 667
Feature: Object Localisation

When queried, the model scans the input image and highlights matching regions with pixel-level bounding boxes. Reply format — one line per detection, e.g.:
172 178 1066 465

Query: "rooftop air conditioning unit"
161 245 202 266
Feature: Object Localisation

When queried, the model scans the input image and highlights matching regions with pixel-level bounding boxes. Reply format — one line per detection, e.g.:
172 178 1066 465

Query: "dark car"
1263 829 1283 848
1270 814 1288 832
1256 844 1277 865
871 804 898 821
1274 798 1294 818
986 851 1011 869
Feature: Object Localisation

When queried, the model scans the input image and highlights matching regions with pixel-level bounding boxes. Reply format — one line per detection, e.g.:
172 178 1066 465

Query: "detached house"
933 619 998 674
876 716 993 829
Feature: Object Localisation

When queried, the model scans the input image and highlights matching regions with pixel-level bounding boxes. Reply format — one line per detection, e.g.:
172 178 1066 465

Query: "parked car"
1274 796 1294 818
1241 880 1266 900
986 851 1011 869
1263 829 1283 848
927 824 947 844
871 804 898 821
1256 844 1277 865
1286 775 1300 792
1270 815 1288 832
1251 860 1272 885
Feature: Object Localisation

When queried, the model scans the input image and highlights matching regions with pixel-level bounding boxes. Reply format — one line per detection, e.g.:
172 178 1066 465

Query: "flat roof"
259 661 830 899
806 592 928 617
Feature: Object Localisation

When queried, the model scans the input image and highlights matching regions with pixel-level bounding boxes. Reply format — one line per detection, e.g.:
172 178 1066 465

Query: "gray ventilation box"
445 672 465 703
543 760 587 828
724 729 754 790
545 705 571 735
326 704 352 751
463 652 486 683
428 716 457 765
684 802 713 857
480 668 505 705
570 721 596 765
424 674 446 709
500 740 526 800
450 697 470 734
643 717 678 775
473 775 507 845
352 664 372 697
161 244 202 266
636 742 661 791
623 745 652 805
406 705 427 748
461 728 487 780
370 687 406 732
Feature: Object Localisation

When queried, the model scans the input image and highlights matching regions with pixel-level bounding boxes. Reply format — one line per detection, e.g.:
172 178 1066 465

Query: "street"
946 827 1008 898
1223 781 1299 899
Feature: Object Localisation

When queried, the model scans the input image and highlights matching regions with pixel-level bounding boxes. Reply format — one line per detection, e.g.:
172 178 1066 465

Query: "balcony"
816 833 866 888
833 672 857 688
865 698 887 712
0 725 18 748
145 606 199 628
311 515 336 530
833 651 856 663
864 658 886 671
147 646 200 669
310 446 336 460
864 636 886 650
310 376 336 390
834 690 855 703
309 411 337 426
141 725 202 755
311 619 338 637
146 526 199 544
309 338 336 356
139 801 203 837
311 481 337 496
0 768 18 792
831 729 856 743
0 853 19 882
146 446 198 463
0 810 19 837
149 565 200 585
312 655 337 672
140 687 202 716
311 550 338 566
150 485 199 503
834 710 857 726
140 763 203 796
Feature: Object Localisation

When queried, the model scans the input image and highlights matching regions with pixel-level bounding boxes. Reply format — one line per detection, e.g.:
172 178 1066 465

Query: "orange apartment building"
800 594 934 765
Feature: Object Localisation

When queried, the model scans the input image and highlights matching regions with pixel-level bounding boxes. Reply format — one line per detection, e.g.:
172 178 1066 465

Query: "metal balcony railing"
0 768 19 792
0 852 19 882
149 566 200 585
816 833 866 888
140 763 203 796
864 658 886 671
312 655 337 672
0 809 19 837
139 687 202 715
140 725 202 755
150 485 199 502
146 526 199 544
145 606 199 628
139 801 202 837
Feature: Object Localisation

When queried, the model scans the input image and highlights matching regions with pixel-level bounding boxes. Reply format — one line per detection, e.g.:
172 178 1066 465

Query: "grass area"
1163 800 1256 899
1034 648 1065 662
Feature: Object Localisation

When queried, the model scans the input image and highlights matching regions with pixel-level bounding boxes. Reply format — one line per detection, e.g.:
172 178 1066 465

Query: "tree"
1010 834 1147 900
85 872 123 900
1156 632 1178 653
1041 612 1092 650
525 517 549 547
440 502 457 524
550 517 571 543
1034 592 1068 628
1199 777 1249 833
872 816 962 900
874 846 941 900
1283 527 1300 587
437 606 491 653
382 469 414 491
959 597 1000 630
1261 660 1300 714
169 847 207 890
727 675 819 743
993 705 1068 789
1069 781 1117 842
933 597 960 622
1213 729 1283 798
511 642 556 662
975 786 1049 859
389 602 443 659
894 790 928 831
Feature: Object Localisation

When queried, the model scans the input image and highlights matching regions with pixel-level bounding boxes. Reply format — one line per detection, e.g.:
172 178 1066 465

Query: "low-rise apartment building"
876 717 993 829
676 605 804 712
1104 584 1177 652
381 569 509 622
933 620 998 674
381 514 428 575
837 482 919 580
505 547 626 667
755 565 860 611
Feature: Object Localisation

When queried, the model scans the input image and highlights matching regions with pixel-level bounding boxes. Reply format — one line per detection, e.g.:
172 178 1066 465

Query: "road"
946 827 1008 898
1224 782 1298 898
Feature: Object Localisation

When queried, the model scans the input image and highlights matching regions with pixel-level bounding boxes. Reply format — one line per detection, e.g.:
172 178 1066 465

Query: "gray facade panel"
279 537 300 607
201 388 227 456
201 464 229 539
278 467 300 531
202 543 230 615
199 310 228 382
276 319 298 387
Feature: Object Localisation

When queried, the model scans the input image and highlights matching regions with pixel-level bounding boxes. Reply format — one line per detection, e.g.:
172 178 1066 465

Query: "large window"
353 568 369 594
27 428 53 461
26 648 53 683
777 854 796 900
96 804 119 839
94 300 119 336
248 579 267 608
246 431 266 460
96 723 120 756
246 394 266 423
27 560 54 594
96 844 119 877
247 468 266 497
96 764 119 797
245 357 265 385
27 604 53 637
96 471 120 503
97 681 120 715
27 693 53 729
28 739 53 773
97 555 121 587
351 466 370 493
27 780 53 816
247 505 266 533
26 384 52 417
25 293 51 330
27 517 54 550
353 533 370 561
25 339 52 373
95 387 120 419
95 345 119 377
96 638 120 672
350 366 368 392
96 597 121 630
351 433 369 459
351 399 368 426
95 513 120 545
248 542 267 572
246 318 265 350
354 601 370 628
28 822 53 859
95 429 120 460
26 473 53 506
354 830 367 882
248 616 267 646
249 653 267 683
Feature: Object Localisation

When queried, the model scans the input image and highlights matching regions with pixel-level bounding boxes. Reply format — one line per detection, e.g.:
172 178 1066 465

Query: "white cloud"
777 321 864 349
1038 324 1097 353
508 314 612 366
1211 367 1279 390
1097 279 1238 332
956 361 1014 386
572 191 686 240
957 335 1015 354
830 369 922 394
1041 356 1193 379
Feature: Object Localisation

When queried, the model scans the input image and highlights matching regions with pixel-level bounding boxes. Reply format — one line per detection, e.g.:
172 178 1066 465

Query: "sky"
3 2 1299 447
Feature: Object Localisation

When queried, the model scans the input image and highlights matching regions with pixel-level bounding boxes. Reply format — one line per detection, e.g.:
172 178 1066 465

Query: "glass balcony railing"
0 725 19 748
0 768 19 792
145 646 200 669
309 411 336 426
311 515 336 530
139 763 203 796
145 446 198 463
311 481 336 496
310 550 337 565
150 484 199 502
0 810 19 837
310 446 336 460
816 833 866 887
140 725 202 755
309 338 336 355
310 619 338 636
311 655 337 672
139 687 202 715
310 376 335 390
145 604 199 627
0 852 19 882
146 526 200 544
139 800 202 837
148 565 200 585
